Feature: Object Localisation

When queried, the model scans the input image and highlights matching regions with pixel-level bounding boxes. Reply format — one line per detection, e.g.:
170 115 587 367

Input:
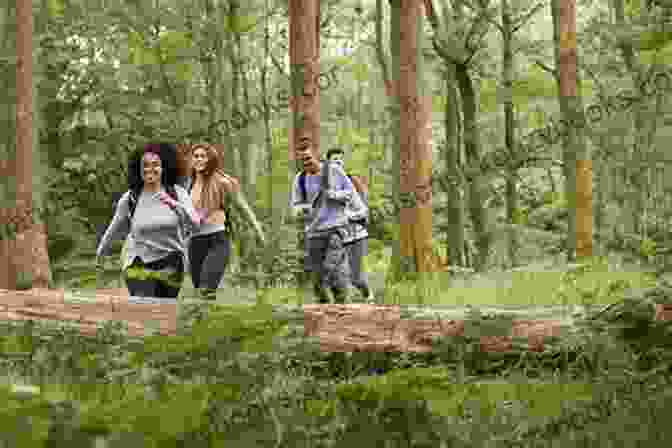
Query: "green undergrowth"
257 257 656 310
1 278 672 446
5 257 672 446
379 259 656 308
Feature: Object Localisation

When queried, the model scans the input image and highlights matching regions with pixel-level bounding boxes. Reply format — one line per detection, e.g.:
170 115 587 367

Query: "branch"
534 60 559 82
374 0 392 93
269 51 289 78
580 62 608 99
423 0 440 29
424 0 469 65
512 3 545 33
461 0 503 34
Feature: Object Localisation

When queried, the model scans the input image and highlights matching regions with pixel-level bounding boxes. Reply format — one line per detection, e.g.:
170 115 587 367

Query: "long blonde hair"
189 143 239 212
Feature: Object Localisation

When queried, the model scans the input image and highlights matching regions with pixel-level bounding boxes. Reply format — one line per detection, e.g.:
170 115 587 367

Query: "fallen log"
0 289 670 353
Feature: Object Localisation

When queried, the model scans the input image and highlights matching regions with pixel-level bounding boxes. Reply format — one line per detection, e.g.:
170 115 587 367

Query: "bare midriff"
191 180 227 226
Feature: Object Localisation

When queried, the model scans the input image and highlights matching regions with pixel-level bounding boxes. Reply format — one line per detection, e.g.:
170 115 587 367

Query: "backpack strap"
127 190 138 222
299 171 307 203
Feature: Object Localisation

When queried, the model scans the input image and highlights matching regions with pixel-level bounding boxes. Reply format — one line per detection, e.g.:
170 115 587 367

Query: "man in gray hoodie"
290 148 366 304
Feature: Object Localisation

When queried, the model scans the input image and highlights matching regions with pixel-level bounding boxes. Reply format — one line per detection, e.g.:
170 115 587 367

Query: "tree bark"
288 0 320 292
393 0 434 277
443 64 465 267
554 0 592 260
289 0 320 162
0 1 51 290
15 0 34 287
502 0 519 268
613 0 655 239
455 63 492 271
262 0 281 265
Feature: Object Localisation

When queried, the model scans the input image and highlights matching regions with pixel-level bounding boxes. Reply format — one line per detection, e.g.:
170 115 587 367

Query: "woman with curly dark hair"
96 143 201 299
185 143 265 300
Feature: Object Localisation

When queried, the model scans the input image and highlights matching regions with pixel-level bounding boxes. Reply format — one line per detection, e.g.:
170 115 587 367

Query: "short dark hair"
326 147 345 160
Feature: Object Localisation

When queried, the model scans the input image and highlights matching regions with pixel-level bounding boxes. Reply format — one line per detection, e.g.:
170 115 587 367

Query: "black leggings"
124 252 184 299
188 231 231 298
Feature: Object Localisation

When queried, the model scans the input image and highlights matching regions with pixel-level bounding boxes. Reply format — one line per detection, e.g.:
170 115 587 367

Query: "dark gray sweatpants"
188 230 231 300
305 231 351 303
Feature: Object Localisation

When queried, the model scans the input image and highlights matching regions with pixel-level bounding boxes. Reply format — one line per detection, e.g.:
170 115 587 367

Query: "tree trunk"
374 0 404 279
502 0 519 268
613 0 655 240
289 0 320 162
554 0 592 260
455 63 492 272
0 2 51 290
262 0 282 268
443 64 465 267
289 0 320 291
229 0 256 270
392 0 434 277
594 136 608 256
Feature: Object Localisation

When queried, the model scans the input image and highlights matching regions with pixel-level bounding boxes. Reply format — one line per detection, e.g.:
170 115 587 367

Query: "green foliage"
223 14 261 34
15 271 34 291
1 277 672 446
46 0 66 18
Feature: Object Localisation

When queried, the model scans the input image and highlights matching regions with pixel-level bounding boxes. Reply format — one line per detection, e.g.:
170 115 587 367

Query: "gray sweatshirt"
290 161 367 241
96 185 199 270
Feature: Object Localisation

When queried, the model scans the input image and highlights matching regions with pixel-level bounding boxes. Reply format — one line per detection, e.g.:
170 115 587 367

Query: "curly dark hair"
127 142 179 200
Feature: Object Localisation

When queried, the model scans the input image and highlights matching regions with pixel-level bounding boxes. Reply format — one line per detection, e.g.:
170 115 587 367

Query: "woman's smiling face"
142 152 162 185
192 147 208 173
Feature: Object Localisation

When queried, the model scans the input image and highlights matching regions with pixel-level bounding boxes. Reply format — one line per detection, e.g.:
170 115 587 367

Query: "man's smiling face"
298 146 320 174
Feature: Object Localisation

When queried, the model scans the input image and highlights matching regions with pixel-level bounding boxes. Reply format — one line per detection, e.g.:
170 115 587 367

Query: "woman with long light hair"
186 143 265 300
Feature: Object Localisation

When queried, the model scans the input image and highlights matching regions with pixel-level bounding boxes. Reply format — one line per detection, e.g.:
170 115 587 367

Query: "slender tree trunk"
374 0 405 279
455 63 492 271
502 0 519 268
230 0 256 269
613 0 653 239
443 64 465 267
594 138 608 255
393 0 434 277
554 0 591 260
263 0 280 253
551 0 574 261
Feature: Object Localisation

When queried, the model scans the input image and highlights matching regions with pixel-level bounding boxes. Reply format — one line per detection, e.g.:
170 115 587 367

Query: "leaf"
351 61 370 82
127 32 157 66
223 14 260 34
174 63 193 82
158 30 194 60
47 0 66 17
